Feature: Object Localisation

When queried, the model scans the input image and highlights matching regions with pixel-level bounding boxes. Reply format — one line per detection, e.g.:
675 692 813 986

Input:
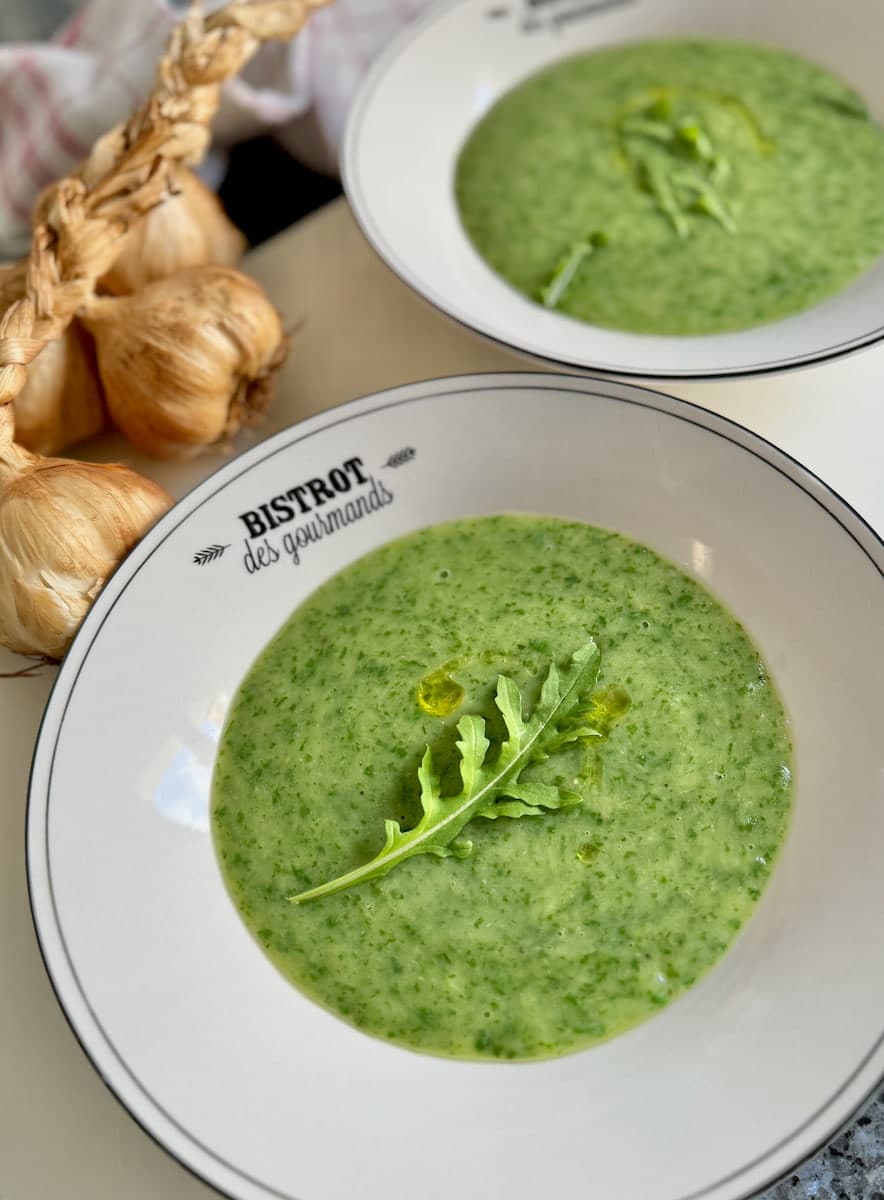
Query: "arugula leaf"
291 639 602 904
619 116 675 143
669 166 737 233
812 91 869 121
538 232 609 309
617 92 747 236
638 154 691 238
675 117 715 163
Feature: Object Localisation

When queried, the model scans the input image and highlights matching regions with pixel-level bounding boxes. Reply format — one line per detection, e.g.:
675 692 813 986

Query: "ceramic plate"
27 375 884 1200
343 0 884 379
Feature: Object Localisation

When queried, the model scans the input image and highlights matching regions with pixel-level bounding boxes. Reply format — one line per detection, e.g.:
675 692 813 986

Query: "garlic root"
0 403 171 659
82 265 288 459
98 166 246 296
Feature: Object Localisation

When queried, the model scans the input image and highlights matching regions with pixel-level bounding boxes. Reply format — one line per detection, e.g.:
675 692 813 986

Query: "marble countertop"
766 1107 884 1200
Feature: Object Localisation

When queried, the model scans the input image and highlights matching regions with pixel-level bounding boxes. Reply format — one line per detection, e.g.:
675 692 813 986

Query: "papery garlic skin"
0 405 171 659
0 265 106 455
82 265 287 459
14 321 107 454
98 167 246 296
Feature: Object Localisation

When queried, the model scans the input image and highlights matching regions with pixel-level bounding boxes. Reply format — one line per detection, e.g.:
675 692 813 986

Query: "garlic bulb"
14 322 107 454
82 265 287 459
0 265 106 454
98 166 246 296
0 403 171 659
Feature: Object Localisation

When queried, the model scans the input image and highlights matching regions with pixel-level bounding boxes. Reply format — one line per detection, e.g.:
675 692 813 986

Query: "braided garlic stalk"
0 261 107 455
0 0 331 660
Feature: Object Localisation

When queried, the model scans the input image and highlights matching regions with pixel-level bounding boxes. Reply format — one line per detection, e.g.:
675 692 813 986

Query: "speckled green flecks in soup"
212 516 792 1061
454 39 884 334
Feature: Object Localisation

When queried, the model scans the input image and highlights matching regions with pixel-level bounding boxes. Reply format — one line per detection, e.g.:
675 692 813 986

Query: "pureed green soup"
213 516 792 1061
454 39 884 334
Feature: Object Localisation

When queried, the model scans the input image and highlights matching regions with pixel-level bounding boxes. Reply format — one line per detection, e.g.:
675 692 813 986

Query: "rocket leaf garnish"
291 638 603 904
617 91 747 236
538 232 609 309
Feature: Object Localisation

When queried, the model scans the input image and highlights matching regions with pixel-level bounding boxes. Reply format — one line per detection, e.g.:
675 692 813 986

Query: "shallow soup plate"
343 0 884 379
27 374 884 1200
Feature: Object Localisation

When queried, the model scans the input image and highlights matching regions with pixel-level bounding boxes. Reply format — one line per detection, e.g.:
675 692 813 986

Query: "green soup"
212 516 792 1061
454 39 884 334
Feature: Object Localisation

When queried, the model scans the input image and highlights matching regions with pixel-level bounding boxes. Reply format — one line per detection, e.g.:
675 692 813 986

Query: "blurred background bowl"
343 0 884 379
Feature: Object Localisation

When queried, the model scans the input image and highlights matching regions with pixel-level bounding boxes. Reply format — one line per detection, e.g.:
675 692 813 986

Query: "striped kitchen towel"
0 0 428 257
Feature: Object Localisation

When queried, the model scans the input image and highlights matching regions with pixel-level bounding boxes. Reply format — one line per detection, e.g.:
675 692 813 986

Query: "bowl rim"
341 0 884 381
25 370 884 1200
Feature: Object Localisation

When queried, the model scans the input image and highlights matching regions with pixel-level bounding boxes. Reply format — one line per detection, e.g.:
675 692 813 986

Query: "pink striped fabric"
0 0 429 255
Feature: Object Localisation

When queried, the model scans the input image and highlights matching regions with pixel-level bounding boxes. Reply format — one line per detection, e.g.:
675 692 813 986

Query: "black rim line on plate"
340 0 884 381
25 375 884 1200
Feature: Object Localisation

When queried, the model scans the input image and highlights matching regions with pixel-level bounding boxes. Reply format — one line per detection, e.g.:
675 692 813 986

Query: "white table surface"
1 196 882 1199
